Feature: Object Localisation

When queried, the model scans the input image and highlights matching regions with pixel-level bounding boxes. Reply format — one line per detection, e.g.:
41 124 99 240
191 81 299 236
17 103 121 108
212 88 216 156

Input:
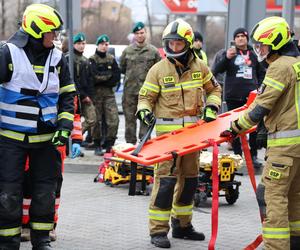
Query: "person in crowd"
192 31 208 65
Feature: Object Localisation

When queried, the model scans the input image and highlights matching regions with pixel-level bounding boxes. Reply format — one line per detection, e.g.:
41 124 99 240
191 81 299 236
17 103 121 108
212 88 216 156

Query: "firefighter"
220 16 300 250
0 4 75 250
137 19 222 248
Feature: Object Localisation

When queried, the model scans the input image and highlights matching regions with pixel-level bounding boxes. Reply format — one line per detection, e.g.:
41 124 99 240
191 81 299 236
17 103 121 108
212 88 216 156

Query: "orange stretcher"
115 91 257 165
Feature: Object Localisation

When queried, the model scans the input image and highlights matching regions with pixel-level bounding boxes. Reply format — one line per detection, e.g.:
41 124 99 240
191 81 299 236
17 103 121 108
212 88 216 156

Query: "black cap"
194 31 203 42
233 27 249 41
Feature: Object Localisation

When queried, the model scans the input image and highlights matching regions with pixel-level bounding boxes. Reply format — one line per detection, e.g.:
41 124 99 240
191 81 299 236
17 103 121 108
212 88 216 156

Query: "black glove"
137 109 155 126
202 106 217 122
256 120 268 149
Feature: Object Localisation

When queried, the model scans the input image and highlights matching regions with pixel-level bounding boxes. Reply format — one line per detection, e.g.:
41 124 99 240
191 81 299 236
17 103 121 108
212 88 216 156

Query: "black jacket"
212 45 265 102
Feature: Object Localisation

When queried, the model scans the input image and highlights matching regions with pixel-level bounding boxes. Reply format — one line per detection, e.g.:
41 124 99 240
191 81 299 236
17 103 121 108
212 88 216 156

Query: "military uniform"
138 54 221 236
231 52 300 249
120 43 161 144
89 50 120 150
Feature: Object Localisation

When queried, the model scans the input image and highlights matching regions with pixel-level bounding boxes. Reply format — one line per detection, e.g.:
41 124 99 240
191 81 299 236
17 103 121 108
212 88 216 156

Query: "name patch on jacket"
163 76 175 83
192 72 201 80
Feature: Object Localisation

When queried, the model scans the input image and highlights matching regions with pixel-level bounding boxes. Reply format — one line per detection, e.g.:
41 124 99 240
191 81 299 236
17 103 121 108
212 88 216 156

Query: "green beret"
132 21 145 33
96 34 110 45
73 32 86 44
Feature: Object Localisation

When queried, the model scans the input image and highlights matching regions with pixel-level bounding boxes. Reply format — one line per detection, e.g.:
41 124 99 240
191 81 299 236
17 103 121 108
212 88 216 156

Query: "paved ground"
21 115 266 250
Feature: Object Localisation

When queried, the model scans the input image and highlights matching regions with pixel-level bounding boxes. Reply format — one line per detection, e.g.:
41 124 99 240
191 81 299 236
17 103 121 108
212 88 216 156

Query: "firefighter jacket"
0 30 75 143
212 45 265 102
89 50 121 88
66 49 93 100
120 43 161 95
138 54 222 133
232 51 300 157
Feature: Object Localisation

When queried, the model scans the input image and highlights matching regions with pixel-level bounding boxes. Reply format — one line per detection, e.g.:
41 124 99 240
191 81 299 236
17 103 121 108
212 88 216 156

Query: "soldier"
120 21 161 144
137 19 222 248
220 16 300 249
89 34 120 155
67 33 97 147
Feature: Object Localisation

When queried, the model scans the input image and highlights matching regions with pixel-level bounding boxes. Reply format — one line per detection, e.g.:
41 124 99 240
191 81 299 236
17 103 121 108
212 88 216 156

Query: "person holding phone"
212 27 266 167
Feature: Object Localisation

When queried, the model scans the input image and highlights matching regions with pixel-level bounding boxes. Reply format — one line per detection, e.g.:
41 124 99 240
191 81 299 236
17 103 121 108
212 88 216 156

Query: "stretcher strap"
240 135 263 250
208 139 219 250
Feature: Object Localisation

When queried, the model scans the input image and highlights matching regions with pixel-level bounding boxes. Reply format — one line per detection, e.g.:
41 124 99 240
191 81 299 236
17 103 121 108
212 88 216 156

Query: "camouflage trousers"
93 88 119 143
81 101 97 137
122 92 148 144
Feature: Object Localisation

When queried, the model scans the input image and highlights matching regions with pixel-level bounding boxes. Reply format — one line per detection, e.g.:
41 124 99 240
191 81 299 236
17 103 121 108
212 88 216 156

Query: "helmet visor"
163 38 189 58
253 43 270 62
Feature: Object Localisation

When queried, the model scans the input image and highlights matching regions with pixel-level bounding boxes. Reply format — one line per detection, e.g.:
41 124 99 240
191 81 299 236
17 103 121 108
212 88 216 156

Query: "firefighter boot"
291 236 300 250
171 218 205 241
150 232 171 248
31 230 52 250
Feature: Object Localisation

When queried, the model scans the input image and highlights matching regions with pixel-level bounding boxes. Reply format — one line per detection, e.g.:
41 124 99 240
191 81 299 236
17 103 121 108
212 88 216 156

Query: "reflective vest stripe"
32 65 44 74
30 222 54 231
203 71 213 84
28 133 54 143
238 114 253 130
290 220 300 232
268 129 300 146
172 204 193 216
143 81 160 93
200 50 208 66
58 112 74 121
1 115 37 128
42 106 57 116
0 129 54 143
0 227 21 237
0 129 25 141
149 209 171 221
207 94 221 106
262 227 290 239
263 77 285 92
0 102 39 114
60 84 76 94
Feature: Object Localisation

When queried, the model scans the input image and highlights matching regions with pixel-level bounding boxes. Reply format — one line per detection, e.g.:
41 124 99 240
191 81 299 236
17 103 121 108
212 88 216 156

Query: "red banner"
162 0 198 13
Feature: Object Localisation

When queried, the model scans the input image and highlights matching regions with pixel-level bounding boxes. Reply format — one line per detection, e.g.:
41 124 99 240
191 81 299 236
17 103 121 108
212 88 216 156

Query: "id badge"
243 66 253 79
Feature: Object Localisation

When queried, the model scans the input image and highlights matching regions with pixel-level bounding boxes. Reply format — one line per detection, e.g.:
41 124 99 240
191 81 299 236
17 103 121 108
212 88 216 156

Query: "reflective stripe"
268 129 300 147
0 102 39 114
30 222 54 231
156 116 198 125
28 133 54 143
263 227 290 239
290 221 300 232
172 204 193 216
1 116 37 128
0 129 25 141
32 65 44 74
23 198 31 205
292 62 300 128
207 94 221 106
263 77 285 91
161 81 202 93
0 227 21 237
238 114 253 130
42 106 57 116
143 81 160 93
149 209 171 221
202 71 213 84
23 209 29 215
58 112 74 121
60 84 76 94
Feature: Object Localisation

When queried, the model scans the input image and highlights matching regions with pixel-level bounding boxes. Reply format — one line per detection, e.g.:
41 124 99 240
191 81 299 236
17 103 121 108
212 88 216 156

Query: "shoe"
85 142 97 150
150 233 171 248
252 156 263 169
21 227 31 242
32 243 52 250
172 222 205 241
49 229 57 242
94 147 104 156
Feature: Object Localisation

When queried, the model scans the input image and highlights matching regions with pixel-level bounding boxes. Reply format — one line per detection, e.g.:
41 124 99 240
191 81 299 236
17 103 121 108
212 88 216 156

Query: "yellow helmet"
162 18 194 57
251 16 291 51
22 4 63 39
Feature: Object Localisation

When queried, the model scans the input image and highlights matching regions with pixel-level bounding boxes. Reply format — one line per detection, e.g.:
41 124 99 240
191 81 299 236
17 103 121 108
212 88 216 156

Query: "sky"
120 0 149 22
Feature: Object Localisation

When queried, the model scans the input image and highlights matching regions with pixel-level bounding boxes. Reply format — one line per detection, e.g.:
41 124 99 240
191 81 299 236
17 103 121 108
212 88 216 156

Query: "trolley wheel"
225 186 239 205
194 191 208 207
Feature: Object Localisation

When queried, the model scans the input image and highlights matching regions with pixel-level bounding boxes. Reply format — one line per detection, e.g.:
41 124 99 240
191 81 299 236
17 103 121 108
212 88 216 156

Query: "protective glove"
52 130 70 146
137 109 155 126
220 127 238 141
256 120 268 149
71 143 81 158
202 107 217 122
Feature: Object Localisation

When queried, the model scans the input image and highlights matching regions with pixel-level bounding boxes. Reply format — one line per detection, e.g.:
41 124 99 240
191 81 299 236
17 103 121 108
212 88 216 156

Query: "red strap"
240 135 263 249
208 139 219 250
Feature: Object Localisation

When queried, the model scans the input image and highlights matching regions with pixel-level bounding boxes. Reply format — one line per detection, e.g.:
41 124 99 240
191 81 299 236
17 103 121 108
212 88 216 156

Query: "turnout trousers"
0 136 61 249
148 151 199 235
261 151 300 250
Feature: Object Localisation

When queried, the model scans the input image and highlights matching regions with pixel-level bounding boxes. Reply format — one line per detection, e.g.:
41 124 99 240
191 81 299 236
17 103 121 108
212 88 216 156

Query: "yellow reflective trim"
60 84 76 94
58 112 74 121
268 136 300 147
161 87 182 93
57 66 61 74
149 209 171 221
202 71 213 84
172 204 193 215
0 129 25 141
8 63 13 71
143 81 160 93
30 222 54 231
295 80 300 128
290 221 300 232
155 124 183 132
263 77 285 91
207 95 221 106
28 133 54 143
263 227 290 239
32 65 44 74
238 115 252 130
0 227 21 237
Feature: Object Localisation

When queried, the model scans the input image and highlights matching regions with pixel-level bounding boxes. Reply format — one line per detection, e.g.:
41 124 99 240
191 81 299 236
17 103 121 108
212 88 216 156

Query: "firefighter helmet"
162 18 194 58
22 4 63 39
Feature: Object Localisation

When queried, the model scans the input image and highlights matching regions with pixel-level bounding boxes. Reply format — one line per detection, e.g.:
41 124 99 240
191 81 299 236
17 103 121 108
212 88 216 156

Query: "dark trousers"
0 136 61 249
226 99 258 157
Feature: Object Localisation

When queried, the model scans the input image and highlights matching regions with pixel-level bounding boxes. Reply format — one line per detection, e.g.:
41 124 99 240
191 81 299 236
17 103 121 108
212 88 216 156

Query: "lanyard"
239 50 251 65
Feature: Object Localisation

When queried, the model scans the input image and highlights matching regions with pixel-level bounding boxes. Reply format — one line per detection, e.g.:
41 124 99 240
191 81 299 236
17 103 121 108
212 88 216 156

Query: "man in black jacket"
89 34 121 155
0 4 75 249
212 27 265 167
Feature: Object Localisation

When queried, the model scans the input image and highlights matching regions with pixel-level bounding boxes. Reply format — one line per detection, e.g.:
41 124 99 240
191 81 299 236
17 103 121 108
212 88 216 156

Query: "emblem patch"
269 169 281 180
192 72 201 80
163 76 175 83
